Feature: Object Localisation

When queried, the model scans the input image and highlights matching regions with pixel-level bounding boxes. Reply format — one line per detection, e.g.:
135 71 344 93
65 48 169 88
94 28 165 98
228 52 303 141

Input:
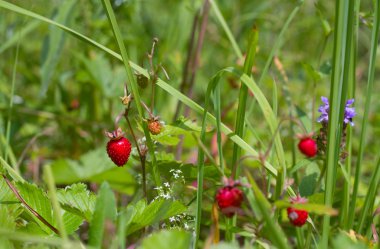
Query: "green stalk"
341 0 360 229
100 0 161 186
357 157 380 233
322 0 352 246
349 0 380 229
232 26 258 177
213 83 224 172
246 173 291 249
4 39 20 174
44 165 68 240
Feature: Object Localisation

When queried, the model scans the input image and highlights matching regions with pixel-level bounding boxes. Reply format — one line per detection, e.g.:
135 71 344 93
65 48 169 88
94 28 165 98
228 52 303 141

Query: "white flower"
164 182 170 188
173 173 179 178
169 217 176 223
184 223 189 230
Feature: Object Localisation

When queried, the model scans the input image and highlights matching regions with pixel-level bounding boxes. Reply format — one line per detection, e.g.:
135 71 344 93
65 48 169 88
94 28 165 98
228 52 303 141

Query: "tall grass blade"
322 0 353 246
246 172 291 249
209 0 243 59
357 157 380 234
232 27 258 177
349 0 380 229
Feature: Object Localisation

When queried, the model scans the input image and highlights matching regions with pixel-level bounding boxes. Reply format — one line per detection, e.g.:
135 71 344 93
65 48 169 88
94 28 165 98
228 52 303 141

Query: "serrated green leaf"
57 183 96 221
16 182 54 234
126 199 187 235
138 229 191 249
62 212 83 235
88 182 117 248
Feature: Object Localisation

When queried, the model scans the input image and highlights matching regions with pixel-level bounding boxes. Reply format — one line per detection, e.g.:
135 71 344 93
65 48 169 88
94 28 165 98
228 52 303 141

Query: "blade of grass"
4 36 20 175
357 157 380 234
349 0 380 229
213 83 224 172
232 26 258 178
245 172 291 249
341 0 360 229
0 157 24 183
209 0 243 59
240 73 287 185
0 228 83 248
322 0 353 246
43 165 68 240
0 20 39 54
157 76 277 176
100 0 161 186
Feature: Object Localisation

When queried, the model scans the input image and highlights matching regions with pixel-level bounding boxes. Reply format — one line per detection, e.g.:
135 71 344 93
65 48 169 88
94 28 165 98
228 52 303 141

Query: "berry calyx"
215 179 243 217
298 137 317 157
287 195 308 227
105 128 132 167
147 117 162 135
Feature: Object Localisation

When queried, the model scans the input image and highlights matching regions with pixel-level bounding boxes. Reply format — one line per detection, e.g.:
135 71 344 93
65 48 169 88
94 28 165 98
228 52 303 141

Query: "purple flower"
317 96 356 126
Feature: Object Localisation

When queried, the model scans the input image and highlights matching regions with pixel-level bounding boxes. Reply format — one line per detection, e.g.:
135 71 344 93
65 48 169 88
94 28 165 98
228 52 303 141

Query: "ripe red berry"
298 137 317 157
215 186 243 217
148 119 162 135
105 128 132 167
287 195 308 227
287 207 308 227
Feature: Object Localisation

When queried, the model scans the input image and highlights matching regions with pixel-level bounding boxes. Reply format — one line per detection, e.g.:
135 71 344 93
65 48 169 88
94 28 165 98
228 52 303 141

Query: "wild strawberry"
147 118 162 135
298 137 317 157
105 128 132 167
215 179 243 217
287 195 308 227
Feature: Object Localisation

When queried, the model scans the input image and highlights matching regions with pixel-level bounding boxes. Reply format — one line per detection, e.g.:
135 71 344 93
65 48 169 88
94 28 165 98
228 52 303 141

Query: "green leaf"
331 232 368 249
16 182 54 234
299 162 320 197
62 212 84 235
126 199 187 235
88 182 117 248
50 148 136 194
138 230 191 249
56 183 96 221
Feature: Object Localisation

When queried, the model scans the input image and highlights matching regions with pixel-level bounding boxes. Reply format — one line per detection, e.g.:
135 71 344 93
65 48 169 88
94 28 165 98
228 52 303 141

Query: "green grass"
0 0 380 248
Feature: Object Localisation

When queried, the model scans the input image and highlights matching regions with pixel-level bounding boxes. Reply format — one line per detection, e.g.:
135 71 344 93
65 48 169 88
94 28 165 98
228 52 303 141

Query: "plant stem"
101 0 161 187
2 174 59 235
349 0 379 229
44 165 68 240
322 0 353 246
125 112 147 200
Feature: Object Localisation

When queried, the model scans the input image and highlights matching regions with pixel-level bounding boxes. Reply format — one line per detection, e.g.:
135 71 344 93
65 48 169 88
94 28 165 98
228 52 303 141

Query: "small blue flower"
317 97 356 126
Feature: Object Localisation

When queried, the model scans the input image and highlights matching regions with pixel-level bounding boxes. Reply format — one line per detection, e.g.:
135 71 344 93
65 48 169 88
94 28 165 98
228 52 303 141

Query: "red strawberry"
287 207 308 227
105 128 132 167
298 137 317 157
287 195 308 227
216 185 243 217
148 118 162 135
